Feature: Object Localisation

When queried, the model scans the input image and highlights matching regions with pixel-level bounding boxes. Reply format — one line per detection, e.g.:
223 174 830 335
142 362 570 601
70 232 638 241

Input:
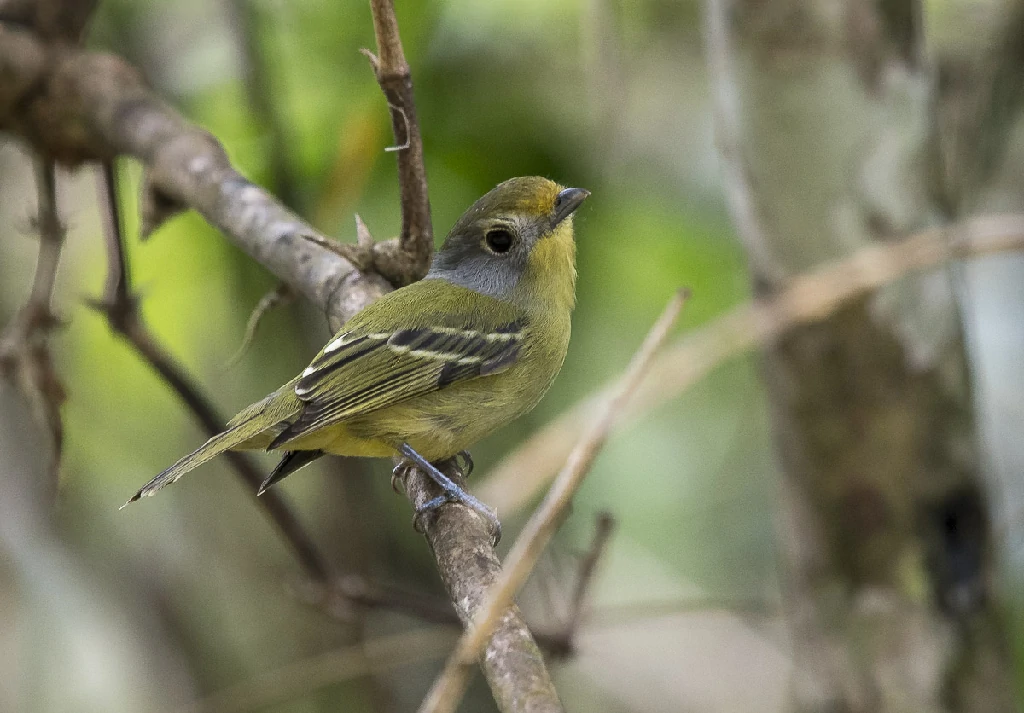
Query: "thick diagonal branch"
0 23 388 330
397 466 562 713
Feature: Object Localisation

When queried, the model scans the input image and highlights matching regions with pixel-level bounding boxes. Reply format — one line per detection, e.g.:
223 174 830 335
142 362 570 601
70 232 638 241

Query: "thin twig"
224 283 294 368
93 161 332 583
0 159 66 487
418 289 689 713
292 575 458 627
477 214 1024 516
364 0 433 285
551 511 616 656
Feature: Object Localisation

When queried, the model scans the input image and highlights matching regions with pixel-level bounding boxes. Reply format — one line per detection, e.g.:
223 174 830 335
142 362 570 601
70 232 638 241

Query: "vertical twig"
0 159 67 488
535 511 617 658
561 512 615 644
363 0 433 284
418 290 688 713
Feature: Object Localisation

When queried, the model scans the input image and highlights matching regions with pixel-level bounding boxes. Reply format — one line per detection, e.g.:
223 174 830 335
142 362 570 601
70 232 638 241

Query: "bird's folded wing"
267 320 524 448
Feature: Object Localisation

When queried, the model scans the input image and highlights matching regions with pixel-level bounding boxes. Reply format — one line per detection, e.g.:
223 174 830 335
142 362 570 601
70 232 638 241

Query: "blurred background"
2 0 1023 711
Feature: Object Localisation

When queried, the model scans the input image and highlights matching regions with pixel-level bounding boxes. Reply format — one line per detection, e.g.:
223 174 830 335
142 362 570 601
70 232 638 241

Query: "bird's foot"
399 443 500 545
412 487 501 545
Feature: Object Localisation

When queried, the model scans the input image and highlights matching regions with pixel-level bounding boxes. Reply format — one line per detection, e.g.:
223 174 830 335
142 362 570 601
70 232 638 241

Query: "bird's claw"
395 444 500 545
391 462 411 494
455 450 474 477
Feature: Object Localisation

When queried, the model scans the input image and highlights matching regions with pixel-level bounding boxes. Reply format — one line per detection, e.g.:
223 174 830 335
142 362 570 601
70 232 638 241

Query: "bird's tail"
121 417 272 509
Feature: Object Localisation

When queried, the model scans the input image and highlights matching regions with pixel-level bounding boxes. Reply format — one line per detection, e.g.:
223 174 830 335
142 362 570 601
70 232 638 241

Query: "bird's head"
427 177 589 308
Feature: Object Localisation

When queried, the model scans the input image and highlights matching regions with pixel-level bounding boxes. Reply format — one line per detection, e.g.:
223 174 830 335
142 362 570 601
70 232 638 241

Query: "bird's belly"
343 363 555 461
284 423 396 458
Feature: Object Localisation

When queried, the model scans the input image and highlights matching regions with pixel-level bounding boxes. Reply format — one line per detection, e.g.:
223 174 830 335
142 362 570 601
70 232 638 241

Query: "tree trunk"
706 0 1021 710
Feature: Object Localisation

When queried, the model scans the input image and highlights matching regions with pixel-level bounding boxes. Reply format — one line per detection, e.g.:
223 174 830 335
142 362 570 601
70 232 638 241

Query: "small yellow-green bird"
124 177 588 534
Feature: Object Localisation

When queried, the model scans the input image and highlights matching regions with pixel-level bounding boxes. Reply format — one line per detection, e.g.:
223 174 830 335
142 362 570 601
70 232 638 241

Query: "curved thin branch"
93 161 333 583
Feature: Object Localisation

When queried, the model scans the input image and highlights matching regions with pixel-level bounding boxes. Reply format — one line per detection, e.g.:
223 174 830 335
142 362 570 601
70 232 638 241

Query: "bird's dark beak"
552 187 590 226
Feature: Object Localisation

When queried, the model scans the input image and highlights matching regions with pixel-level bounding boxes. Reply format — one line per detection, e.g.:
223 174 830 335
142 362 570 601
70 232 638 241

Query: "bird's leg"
398 443 500 544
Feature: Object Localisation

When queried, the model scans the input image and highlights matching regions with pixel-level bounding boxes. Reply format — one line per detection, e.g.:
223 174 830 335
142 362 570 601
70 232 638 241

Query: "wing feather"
269 281 526 449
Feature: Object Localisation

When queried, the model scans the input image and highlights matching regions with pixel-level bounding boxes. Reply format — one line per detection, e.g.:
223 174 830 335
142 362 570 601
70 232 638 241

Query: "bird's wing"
267 281 525 449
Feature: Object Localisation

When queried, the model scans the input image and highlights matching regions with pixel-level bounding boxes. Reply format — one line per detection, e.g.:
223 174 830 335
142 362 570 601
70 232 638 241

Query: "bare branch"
395 460 561 713
0 23 388 330
561 512 615 650
478 214 1024 516
363 0 434 285
0 159 66 488
418 290 688 713
536 512 617 659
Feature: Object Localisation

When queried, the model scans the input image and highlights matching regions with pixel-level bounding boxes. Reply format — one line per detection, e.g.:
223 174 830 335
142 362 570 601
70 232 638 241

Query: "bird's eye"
485 229 514 254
